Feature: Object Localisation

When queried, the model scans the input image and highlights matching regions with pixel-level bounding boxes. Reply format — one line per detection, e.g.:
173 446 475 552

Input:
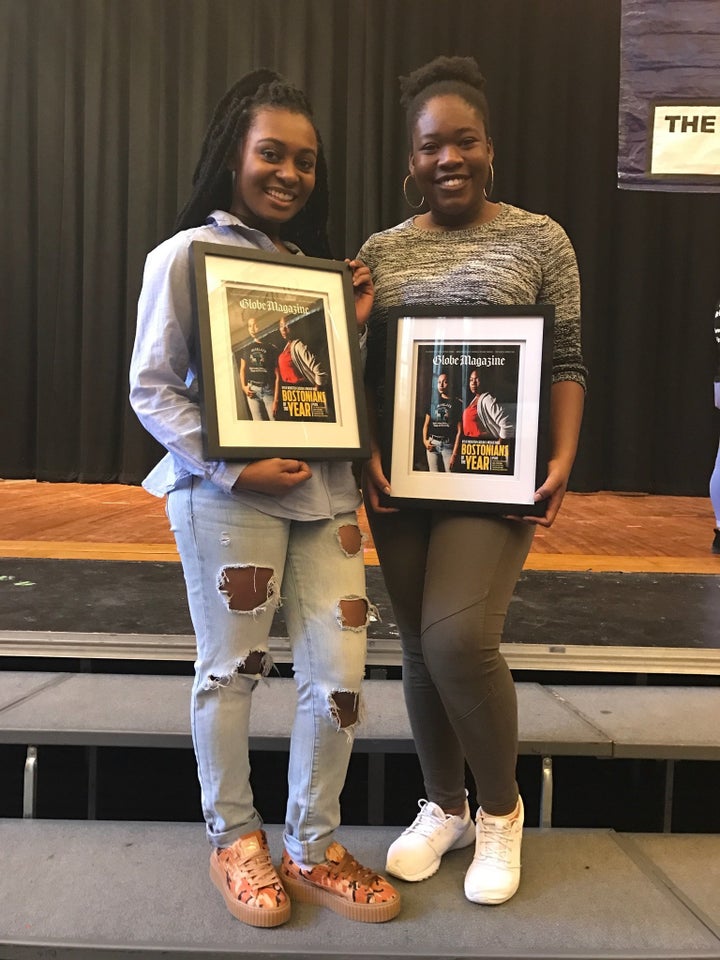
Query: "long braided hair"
174 69 331 258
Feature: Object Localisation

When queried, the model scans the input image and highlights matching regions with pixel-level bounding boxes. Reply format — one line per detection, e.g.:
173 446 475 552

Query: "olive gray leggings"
367 507 534 816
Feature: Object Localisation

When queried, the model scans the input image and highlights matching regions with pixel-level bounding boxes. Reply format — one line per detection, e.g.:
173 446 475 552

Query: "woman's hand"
362 453 398 514
233 459 312 496
522 458 571 527
345 259 374 328
502 459 569 527
512 380 585 527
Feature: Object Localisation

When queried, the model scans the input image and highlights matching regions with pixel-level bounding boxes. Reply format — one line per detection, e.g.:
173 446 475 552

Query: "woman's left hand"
510 380 584 527
345 259 374 328
524 459 571 527
502 458 571 527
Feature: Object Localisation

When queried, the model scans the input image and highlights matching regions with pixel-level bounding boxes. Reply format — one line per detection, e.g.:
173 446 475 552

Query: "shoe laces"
223 841 278 889
402 799 447 839
475 815 514 865
327 848 380 887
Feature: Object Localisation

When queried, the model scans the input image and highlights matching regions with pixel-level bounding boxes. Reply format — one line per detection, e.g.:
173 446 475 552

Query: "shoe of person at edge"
464 796 524 905
280 841 401 922
385 797 475 882
209 829 291 927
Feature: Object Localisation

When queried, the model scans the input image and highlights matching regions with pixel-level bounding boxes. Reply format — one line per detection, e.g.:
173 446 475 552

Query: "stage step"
0 672 614 754
2 672 720 830
0 672 610 826
0 820 718 960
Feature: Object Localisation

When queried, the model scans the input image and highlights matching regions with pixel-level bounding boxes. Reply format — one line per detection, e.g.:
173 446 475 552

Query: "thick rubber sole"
385 859 440 882
464 878 521 906
281 870 401 923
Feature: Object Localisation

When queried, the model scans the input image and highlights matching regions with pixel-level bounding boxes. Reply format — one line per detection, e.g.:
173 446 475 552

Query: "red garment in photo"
277 345 304 384
462 397 488 438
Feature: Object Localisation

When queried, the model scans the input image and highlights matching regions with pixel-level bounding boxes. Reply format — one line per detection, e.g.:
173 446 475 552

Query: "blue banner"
619 0 720 192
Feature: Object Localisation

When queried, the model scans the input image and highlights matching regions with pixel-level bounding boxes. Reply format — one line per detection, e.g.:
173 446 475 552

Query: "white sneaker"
385 797 475 882
464 796 524 904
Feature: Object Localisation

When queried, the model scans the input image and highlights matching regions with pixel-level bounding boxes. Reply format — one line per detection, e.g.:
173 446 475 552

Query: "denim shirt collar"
205 210 301 256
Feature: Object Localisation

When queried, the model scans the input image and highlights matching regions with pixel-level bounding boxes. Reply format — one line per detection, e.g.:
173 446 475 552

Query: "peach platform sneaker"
210 829 291 927
280 841 401 923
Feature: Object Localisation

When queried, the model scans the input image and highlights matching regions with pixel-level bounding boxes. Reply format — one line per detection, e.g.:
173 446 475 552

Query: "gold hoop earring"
403 174 424 209
484 163 494 200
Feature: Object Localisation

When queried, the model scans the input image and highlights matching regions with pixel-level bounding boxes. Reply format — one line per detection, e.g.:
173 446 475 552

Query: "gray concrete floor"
0 821 718 959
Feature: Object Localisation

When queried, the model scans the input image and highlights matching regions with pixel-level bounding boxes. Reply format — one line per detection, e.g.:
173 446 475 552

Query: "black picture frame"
381 304 554 515
191 241 369 461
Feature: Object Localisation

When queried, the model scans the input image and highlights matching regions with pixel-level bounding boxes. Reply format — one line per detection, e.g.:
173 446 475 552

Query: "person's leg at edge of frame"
364 505 474 884
278 514 401 922
710 436 720 553
167 476 292 928
421 513 534 905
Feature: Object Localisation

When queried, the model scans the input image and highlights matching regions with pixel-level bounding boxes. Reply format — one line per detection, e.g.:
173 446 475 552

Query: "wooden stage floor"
1 479 719 574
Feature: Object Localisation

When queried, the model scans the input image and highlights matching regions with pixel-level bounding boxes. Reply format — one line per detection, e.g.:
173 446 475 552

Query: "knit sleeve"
540 218 588 390
356 233 389 394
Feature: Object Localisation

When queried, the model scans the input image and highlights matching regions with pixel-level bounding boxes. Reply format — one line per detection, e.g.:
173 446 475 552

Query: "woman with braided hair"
358 55 586 906
130 70 399 928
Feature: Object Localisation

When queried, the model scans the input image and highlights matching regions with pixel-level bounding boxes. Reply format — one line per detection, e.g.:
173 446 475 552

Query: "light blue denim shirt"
129 210 362 521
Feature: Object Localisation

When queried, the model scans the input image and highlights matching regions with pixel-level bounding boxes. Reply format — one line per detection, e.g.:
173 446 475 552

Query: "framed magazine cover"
191 242 369 460
381 304 554 515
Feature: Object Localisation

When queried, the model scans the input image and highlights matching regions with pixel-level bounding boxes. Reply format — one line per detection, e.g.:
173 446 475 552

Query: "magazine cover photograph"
413 342 520 477
226 285 337 425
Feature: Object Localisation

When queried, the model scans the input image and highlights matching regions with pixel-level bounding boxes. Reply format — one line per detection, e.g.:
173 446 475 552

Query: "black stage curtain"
2 0 719 493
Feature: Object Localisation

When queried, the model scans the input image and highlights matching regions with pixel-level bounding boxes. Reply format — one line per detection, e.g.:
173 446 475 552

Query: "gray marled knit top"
358 203 587 408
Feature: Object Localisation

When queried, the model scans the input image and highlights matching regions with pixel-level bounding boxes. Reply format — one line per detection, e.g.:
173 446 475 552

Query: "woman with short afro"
359 55 587 906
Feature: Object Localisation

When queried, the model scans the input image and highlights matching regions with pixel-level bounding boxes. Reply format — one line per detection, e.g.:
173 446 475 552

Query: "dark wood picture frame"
191 241 369 461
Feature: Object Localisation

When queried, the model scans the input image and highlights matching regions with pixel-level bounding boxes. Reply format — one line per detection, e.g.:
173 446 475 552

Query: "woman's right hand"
362 453 398 514
233 459 312 496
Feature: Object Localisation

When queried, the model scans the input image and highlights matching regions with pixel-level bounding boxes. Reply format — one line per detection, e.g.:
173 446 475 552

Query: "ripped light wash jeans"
167 476 369 864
